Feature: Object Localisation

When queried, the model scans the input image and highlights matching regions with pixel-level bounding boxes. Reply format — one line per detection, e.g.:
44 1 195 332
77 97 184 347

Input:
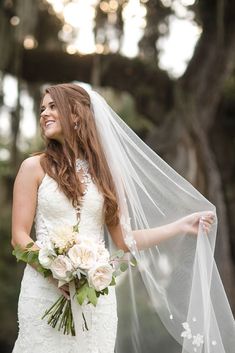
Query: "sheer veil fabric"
86 88 235 353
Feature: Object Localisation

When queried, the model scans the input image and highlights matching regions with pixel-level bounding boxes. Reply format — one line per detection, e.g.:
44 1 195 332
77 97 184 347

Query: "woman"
11 83 233 353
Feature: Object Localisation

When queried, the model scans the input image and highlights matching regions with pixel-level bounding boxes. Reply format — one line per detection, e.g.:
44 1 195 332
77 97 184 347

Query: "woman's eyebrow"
41 101 54 110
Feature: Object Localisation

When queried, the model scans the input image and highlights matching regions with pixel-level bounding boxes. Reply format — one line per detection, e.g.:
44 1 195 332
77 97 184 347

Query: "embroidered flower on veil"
181 321 204 352
181 322 192 339
192 334 204 347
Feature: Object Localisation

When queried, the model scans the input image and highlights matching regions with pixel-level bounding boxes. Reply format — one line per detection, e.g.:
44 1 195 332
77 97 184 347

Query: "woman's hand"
179 211 215 236
48 276 70 299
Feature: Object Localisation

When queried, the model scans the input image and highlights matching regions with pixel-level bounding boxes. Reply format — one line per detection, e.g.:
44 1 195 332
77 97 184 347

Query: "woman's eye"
39 103 55 115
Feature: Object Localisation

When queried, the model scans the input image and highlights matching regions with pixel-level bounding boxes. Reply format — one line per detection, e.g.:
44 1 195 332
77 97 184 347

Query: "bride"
11 83 233 353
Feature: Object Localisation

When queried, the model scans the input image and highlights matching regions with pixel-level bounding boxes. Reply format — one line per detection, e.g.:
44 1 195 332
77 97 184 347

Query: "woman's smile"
45 120 56 128
40 93 64 143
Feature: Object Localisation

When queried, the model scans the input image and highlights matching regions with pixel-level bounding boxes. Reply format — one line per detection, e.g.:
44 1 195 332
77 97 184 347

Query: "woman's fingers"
198 212 215 235
200 213 215 224
200 213 215 235
200 211 215 221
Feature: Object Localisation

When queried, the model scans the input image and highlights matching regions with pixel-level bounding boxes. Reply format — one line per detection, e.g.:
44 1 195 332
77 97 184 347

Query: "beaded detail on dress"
75 158 92 221
12 161 118 353
75 158 91 187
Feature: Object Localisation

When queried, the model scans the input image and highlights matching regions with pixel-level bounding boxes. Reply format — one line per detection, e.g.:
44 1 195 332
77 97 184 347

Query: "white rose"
97 244 110 263
50 255 73 282
50 225 76 252
68 244 82 268
38 246 56 269
68 244 97 270
88 263 114 291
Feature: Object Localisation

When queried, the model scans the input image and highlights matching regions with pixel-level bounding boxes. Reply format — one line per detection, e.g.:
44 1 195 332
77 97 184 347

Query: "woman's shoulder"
17 154 45 185
21 154 44 169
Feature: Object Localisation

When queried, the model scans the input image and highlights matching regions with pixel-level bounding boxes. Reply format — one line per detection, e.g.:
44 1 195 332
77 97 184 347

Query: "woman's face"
40 93 64 143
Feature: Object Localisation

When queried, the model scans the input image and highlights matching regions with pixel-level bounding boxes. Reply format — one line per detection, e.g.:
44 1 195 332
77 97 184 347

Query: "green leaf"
130 258 137 267
26 242 34 249
76 284 88 305
43 269 52 277
113 270 121 277
21 253 29 262
27 251 36 263
12 245 23 260
120 262 128 272
110 276 116 286
103 287 109 295
31 252 39 262
111 249 124 260
73 224 79 233
87 287 98 306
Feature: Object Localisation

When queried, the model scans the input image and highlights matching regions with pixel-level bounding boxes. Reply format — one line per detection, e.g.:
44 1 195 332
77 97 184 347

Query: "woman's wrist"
172 218 186 236
161 220 183 240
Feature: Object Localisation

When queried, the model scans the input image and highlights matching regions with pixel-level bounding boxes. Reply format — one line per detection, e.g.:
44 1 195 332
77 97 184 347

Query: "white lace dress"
12 160 118 353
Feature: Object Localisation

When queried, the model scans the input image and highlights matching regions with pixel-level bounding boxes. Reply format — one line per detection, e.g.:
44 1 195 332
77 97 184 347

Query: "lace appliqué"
120 215 136 253
181 319 217 352
75 158 92 220
76 158 92 186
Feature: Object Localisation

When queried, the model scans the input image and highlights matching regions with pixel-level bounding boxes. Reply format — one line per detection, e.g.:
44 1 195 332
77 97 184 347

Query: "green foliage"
110 249 124 260
99 88 154 138
73 224 79 233
87 287 97 306
120 262 128 272
76 282 89 305
110 276 116 286
12 243 50 277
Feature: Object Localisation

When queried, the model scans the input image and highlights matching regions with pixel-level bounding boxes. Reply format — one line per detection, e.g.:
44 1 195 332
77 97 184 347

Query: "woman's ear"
71 113 79 129
71 113 77 123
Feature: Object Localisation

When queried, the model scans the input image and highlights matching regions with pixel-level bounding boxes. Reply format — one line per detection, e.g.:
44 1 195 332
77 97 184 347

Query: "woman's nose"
41 107 49 118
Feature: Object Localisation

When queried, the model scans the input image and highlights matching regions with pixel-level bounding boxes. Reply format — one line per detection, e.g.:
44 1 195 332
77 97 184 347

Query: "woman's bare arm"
11 156 44 249
12 155 70 298
107 211 215 252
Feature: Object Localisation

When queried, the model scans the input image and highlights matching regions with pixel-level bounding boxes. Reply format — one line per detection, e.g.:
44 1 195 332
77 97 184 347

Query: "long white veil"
87 88 235 353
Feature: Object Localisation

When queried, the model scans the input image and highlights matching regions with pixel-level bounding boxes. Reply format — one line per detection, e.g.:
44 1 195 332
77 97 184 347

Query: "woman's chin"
44 131 63 143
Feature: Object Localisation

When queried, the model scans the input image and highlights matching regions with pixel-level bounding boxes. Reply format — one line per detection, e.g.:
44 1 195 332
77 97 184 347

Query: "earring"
74 122 78 130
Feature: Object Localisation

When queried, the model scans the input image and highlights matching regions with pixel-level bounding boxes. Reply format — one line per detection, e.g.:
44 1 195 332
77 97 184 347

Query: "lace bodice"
34 162 105 247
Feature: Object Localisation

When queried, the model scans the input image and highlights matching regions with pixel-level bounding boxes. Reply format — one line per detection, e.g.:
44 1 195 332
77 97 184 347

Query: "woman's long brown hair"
38 83 119 226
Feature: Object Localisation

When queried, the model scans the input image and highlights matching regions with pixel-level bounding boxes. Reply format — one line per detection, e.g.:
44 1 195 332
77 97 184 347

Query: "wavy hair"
37 83 119 226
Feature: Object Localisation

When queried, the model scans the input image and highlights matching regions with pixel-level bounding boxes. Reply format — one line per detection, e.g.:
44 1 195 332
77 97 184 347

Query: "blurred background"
0 0 235 352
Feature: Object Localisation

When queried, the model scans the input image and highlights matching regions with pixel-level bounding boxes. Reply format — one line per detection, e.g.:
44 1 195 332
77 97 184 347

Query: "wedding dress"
12 159 118 353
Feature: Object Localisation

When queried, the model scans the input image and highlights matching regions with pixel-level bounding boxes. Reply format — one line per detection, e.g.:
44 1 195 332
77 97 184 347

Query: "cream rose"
38 246 55 269
68 244 97 270
50 255 73 282
50 225 76 252
97 244 110 263
88 263 113 291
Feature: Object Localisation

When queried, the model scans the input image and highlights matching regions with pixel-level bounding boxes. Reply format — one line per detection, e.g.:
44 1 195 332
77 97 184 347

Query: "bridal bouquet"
13 224 133 336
